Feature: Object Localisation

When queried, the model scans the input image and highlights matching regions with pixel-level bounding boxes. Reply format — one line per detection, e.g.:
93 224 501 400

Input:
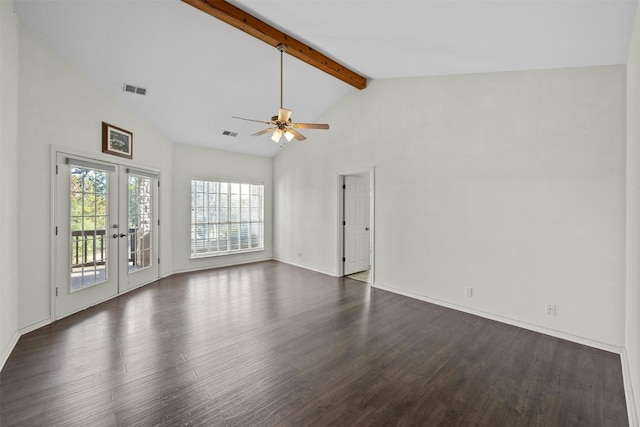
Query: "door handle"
365 227 370 231
119 233 127 238
113 233 127 238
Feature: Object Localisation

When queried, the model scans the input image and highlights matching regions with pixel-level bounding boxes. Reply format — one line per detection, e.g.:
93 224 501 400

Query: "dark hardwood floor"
0 261 628 426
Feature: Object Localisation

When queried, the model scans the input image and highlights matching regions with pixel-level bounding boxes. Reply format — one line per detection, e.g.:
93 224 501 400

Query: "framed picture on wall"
102 122 133 159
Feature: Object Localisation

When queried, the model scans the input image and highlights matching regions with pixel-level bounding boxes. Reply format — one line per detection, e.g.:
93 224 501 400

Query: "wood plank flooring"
0 261 628 426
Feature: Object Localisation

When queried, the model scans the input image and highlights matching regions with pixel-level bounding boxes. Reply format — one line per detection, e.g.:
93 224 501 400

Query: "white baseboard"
621 348 639 427
373 282 623 354
2 318 53 372
171 257 273 275
19 318 51 336
0 331 20 372
272 257 336 277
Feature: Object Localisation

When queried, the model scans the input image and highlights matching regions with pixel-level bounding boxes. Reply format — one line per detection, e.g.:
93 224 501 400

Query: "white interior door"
55 153 119 319
343 175 370 275
54 154 159 319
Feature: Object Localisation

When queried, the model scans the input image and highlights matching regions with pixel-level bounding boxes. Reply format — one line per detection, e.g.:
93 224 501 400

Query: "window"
191 180 264 257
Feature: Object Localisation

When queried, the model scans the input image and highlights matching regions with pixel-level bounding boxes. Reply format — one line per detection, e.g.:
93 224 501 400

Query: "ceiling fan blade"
292 123 330 130
278 109 292 123
233 116 272 125
287 128 307 141
252 128 275 137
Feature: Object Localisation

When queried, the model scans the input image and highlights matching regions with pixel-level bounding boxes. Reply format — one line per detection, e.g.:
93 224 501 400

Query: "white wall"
13 12 275 336
1 4 634 420
0 0 20 368
274 66 626 349
626 4 640 425
171 143 273 273
17 23 174 330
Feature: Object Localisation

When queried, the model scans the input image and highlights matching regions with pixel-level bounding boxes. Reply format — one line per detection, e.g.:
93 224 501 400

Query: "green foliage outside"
70 167 107 266
70 167 107 232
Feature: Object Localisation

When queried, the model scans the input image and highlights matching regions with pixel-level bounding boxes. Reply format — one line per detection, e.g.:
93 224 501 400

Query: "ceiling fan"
233 44 329 144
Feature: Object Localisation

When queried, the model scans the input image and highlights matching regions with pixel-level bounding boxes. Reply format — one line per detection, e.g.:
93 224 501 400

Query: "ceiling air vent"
123 84 147 96
222 131 238 137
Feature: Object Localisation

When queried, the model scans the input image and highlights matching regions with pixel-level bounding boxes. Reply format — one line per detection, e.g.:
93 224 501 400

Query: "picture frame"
102 122 133 159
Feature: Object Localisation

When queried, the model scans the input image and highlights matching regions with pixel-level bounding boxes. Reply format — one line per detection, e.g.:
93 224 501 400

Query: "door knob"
112 233 119 239
365 227 370 231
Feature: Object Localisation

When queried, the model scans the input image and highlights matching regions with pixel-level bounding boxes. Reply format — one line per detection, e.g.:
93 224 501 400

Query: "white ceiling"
13 0 638 158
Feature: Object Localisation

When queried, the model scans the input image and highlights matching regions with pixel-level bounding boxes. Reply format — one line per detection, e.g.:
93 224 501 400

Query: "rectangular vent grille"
123 84 147 96
222 131 238 137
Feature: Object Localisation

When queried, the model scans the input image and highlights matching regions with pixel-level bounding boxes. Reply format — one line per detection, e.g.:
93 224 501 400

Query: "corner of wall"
0 0 20 372
626 3 640 425
0 331 19 372
622 348 639 427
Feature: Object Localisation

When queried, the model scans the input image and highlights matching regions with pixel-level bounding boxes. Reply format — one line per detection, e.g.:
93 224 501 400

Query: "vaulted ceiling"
13 0 638 157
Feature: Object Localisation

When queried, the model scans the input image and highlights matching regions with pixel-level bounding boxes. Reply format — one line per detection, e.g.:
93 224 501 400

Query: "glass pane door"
55 153 119 319
55 155 160 318
119 169 159 292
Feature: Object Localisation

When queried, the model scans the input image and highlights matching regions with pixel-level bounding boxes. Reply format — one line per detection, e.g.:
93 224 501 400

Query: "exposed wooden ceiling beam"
181 0 367 90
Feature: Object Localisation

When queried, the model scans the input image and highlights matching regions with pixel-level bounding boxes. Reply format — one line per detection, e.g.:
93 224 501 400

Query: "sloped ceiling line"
181 0 368 90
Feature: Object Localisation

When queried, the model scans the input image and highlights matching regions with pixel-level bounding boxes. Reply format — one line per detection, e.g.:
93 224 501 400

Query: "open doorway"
338 168 374 285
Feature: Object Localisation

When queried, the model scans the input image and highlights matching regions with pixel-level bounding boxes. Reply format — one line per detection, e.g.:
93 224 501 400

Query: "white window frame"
191 180 264 258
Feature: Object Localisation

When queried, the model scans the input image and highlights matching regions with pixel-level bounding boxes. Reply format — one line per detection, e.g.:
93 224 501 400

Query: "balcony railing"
71 229 136 268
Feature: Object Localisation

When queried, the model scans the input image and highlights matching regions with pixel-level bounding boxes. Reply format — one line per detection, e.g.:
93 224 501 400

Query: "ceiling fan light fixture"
284 130 295 142
271 128 283 143
232 43 329 143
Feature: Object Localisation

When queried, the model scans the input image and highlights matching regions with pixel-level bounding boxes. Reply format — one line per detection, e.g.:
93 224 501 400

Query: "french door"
119 167 159 291
54 152 159 319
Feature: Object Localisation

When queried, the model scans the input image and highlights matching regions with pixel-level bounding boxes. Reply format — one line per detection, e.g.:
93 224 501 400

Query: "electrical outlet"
545 304 556 316
464 287 473 297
